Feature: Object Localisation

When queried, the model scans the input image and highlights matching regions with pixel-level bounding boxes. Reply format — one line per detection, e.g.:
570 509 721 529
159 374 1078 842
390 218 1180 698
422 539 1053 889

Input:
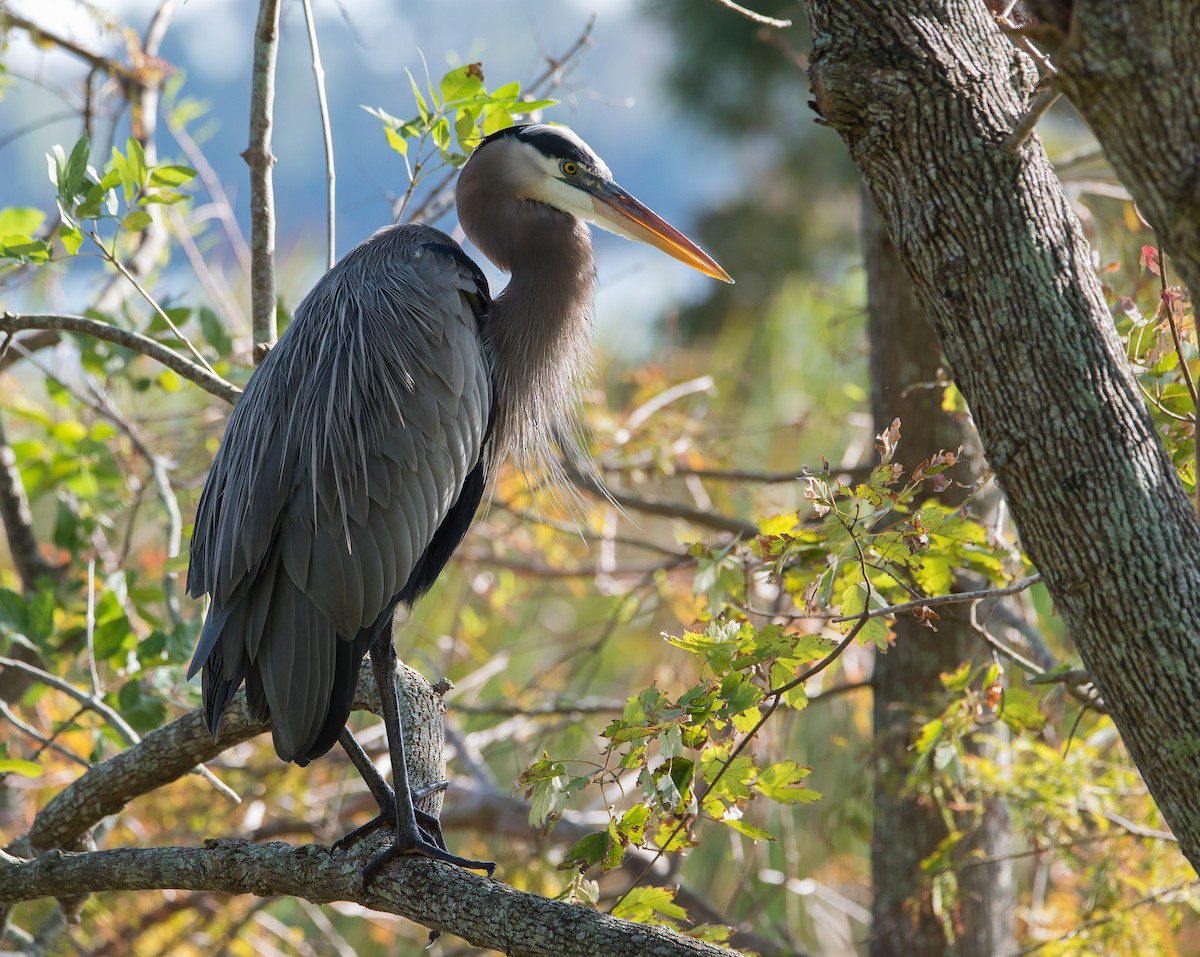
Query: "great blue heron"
187 124 731 879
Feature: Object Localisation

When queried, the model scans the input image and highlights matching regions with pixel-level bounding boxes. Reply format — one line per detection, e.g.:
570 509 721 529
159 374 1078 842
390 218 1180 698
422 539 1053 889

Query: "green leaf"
515 97 557 114
617 803 650 846
199 307 233 357
454 108 478 150
518 753 568 828
439 63 484 104
999 687 1047 732
407 70 430 124
115 679 166 734
59 220 83 255
431 116 452 154
612 885 688 926
383 125 408 157
149 164 196 187
558 829 608 871
0 759 44 778
63 134 91 201
0 207 45 236
723 817 775 842
51 420 88 444
754 760 822 805
126 137 149 189
0 235 51 263
123 209 154 232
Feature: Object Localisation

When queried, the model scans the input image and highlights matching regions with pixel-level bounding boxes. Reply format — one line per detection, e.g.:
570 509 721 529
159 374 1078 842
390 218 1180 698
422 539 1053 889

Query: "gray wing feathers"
188 225 491 762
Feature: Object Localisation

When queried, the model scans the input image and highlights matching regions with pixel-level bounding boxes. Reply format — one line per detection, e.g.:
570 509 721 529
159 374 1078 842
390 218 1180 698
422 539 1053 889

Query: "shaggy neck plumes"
460 186 596 466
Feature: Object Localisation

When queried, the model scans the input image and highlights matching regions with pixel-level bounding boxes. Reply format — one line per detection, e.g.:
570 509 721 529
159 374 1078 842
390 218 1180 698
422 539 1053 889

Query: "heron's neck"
485 203 596 460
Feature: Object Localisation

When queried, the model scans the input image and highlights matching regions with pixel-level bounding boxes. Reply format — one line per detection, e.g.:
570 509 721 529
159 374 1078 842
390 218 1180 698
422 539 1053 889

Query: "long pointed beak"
587 181 734 284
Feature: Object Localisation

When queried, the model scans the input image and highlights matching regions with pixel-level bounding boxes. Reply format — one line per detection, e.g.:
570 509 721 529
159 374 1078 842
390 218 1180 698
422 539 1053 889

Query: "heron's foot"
361 826 496 886
331 781 454 855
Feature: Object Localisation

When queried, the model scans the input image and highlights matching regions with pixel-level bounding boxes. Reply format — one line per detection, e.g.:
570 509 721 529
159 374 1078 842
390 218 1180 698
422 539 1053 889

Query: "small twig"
0 701 92 771
0 11 136 84
0 655 139 747
617 376 716 441
455 697 625 717
829 574 1042 623
0 655 236 802
86 559 101 697
1005 83 1062 151
87 384 184 626
168 122 253 278
708 0 793 28
0 312 239 405
301 0 336 270
612 608 872 916
93 232 219 378
562 452 757 537
528 15 597 92
245 0 282 359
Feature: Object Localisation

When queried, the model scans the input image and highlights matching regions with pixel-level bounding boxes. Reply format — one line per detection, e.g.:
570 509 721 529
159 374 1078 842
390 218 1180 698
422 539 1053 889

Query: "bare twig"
828 574 1042 623
0 312 240 405
0 11 136 84
0 701 91 771
301 0 336 270
245 0 282 359
87 384 184 625
168 122 252 278
708 0 793 28
1005 82 1061 152
0 656 140 747
0 655 237 809
562 452 757 537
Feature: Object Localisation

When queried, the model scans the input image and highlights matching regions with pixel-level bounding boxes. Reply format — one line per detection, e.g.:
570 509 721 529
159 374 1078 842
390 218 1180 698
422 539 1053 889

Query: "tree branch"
1050 1 1200 295
0 840 737 957
245 0 282 359
0 312 240 405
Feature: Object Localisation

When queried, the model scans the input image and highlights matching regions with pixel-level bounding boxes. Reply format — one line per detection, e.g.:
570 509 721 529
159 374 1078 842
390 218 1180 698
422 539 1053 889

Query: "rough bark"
0 841 732 957
802 0 1200 871
864 193 1016 956
1049 1 1200 295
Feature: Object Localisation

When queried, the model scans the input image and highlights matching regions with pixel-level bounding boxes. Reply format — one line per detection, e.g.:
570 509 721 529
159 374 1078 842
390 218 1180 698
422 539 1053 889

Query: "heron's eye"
561 161 578 176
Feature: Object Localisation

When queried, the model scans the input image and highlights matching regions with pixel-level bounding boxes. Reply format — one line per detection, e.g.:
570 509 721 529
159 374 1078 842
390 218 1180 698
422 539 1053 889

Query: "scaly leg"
356 638 494 883
333 728 449 852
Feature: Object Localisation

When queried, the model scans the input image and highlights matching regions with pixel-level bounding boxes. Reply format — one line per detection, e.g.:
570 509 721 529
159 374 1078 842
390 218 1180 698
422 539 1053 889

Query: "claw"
362 827 496 885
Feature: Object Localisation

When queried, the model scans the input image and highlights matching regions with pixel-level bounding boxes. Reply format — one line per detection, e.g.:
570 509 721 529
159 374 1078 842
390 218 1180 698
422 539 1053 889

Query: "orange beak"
587 181 734 284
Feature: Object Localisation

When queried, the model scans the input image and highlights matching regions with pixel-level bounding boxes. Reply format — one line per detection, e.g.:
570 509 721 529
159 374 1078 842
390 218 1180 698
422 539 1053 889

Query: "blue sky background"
1 0 747 350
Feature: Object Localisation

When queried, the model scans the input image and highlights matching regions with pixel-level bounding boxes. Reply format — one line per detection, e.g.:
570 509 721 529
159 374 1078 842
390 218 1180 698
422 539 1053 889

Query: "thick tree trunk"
864 193 1015 956
802 0 1200 871
1050 1 1200 295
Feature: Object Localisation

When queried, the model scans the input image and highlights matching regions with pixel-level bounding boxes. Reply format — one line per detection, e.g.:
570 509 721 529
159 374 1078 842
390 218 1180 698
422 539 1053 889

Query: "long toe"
361 832 496 886
333 801 395 855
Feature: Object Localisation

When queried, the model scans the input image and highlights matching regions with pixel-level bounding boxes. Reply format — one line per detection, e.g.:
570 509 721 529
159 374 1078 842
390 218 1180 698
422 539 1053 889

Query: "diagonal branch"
0 312 240 405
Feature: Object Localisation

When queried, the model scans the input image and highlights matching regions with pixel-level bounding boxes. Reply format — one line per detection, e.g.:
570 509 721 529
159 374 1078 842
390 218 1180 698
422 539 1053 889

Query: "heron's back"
187 224 493 763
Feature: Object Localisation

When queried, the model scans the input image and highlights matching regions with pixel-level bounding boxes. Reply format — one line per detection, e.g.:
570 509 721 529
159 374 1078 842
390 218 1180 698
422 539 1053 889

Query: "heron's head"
457 124 733 284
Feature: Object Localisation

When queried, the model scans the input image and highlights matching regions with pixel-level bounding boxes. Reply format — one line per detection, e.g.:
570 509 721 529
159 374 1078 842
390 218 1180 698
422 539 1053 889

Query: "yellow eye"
562 161 578 176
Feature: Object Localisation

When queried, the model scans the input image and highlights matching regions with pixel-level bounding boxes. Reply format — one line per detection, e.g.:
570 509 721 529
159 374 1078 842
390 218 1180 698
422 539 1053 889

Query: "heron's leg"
333 728 449 852
361 639 494 882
